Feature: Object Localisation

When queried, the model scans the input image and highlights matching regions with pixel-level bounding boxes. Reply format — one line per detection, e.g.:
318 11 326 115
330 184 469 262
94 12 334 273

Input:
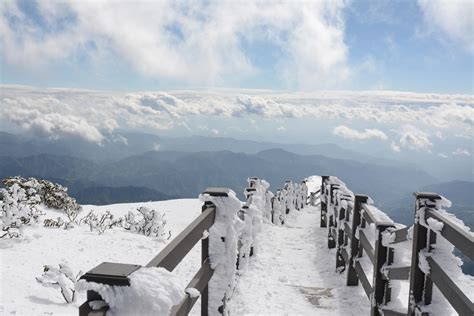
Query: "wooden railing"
78 188 224 316
78 179 307 316
409 192 474 315
318 176 474 316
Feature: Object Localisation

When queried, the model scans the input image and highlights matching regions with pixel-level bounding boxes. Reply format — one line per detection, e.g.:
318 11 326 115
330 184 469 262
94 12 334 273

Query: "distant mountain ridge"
0 148 436 206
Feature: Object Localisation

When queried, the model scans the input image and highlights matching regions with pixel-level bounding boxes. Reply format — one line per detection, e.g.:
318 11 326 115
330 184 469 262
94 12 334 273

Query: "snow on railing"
77 178 308 316
313 176 474 316
409 192 474 315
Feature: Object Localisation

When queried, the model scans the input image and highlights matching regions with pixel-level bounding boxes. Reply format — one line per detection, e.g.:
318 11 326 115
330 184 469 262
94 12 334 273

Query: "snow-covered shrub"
0 183 43 238
3 177 81 213
123 207 170 239
1 177 82 236
43 217 66 228
36 263 82 303
81 210 122 234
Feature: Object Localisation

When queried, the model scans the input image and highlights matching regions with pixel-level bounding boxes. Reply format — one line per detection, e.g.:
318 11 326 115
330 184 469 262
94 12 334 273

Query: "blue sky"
1 0 473 93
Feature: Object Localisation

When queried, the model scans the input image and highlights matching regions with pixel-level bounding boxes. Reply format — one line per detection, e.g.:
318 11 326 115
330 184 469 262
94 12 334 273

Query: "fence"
318 176 474 316
78 178 308 316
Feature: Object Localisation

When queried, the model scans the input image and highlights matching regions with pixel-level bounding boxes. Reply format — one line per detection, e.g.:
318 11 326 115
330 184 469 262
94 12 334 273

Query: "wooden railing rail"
315 177 473 316
78 189 224 316
408 192 474 315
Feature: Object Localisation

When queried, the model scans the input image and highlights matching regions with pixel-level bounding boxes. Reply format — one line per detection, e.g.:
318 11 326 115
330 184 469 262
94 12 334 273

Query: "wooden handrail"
146 205 215 269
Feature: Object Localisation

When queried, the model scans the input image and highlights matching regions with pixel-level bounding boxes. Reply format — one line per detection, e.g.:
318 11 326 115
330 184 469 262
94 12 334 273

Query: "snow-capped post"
320 176 329 227
244 187 257 257
408 192 441 315
347 194 368 286
371 222 395 316
78 262 142 315
408 192 474 315
200 187 243 315
301 180 308 208
327 183 338 249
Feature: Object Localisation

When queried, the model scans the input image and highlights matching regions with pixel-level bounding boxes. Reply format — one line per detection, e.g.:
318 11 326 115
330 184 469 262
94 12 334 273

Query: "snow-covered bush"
1 177 82 237
123 207 170 239
3 176 81 213
36 263 82 303
81 210 123 234
0 183 43 238
43 217 66 228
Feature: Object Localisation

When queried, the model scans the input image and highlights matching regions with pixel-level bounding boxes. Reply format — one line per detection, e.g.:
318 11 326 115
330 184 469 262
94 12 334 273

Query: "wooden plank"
427 256 474 315
380 308 407 316
361 203 393 228
426 209 474 261
146 206 216 270
354 260 372 300
341 247 349 263
344 222 351 239
390 226 410 244
361 203 376 225
170 259 214 316
359 230 375 265
383 266 410 280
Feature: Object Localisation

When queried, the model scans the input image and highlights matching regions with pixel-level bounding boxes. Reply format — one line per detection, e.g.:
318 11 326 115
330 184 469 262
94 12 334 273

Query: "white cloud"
0 1 350 89
452 148 471 156
418 0 474 52
437 153 448 159
333 125 387 140
391 142 401 153
396 125 433 152
1 85 473 143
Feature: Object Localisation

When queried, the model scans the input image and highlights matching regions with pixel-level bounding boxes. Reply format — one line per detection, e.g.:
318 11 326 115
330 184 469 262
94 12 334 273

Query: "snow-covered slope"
0 199 203 315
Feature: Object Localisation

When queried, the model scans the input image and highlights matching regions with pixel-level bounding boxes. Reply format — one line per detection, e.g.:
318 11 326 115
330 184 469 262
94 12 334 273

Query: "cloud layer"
0 0 349 89
1 85 472 151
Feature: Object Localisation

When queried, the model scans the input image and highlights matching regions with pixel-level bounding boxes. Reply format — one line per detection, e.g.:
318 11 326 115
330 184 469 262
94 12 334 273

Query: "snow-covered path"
227 204 370 315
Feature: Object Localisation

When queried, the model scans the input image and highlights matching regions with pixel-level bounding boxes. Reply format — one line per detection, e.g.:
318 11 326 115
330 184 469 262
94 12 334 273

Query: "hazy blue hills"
1 148 436 205
74 186 175 205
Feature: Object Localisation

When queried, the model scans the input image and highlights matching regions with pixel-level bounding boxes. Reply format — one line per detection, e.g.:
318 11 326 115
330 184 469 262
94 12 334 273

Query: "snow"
2 176 472 316
77 266 185 315
227 181 370 314
0 199 203 315
185 288 201 298
199 190 243 314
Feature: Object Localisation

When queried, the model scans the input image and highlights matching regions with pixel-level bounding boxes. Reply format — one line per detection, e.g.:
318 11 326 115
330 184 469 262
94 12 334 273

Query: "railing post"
78 262 142 316
371 223 395 316
347 194 368 286
201 201 214 316
408 193 441 316
320 176 329 227
327 184 337 249
335 202 347 272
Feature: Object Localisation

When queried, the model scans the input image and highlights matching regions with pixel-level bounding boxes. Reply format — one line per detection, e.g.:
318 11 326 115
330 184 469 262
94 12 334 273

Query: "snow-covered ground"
1 177 472 315
226 203 370 315
0 199 203 315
